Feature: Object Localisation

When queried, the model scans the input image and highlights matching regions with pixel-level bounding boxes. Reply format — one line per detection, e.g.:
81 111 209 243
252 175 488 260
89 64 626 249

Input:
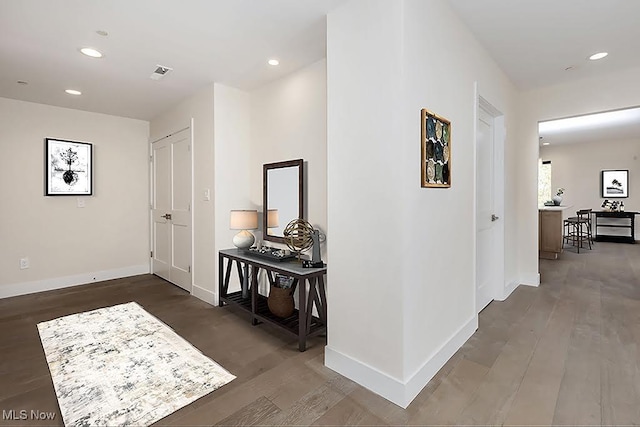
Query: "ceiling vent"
150 65 173 81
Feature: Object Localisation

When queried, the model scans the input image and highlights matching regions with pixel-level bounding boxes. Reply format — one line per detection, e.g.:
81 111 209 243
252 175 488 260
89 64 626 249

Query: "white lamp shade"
230 210 258 230
267 209 279 228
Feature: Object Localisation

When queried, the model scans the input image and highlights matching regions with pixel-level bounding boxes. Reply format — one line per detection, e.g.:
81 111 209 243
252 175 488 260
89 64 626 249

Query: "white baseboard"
497 280 519 301
521 272 540 287
325 315 478 408
192 284 216 306
0 264 150 299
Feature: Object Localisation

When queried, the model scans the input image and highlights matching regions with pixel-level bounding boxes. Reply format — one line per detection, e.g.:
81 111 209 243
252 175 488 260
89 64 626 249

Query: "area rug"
37 302 235 427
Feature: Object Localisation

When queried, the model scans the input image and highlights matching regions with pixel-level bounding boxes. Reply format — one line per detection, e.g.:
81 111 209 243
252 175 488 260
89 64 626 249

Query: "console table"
593 211 638 243
218 248 327 351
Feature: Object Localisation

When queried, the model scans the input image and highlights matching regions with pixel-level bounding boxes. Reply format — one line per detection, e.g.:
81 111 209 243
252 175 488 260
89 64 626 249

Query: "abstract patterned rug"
37 302 235 427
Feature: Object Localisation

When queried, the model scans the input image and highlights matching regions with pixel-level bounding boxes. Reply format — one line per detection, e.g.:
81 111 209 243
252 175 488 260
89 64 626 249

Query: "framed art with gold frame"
421 109 451 188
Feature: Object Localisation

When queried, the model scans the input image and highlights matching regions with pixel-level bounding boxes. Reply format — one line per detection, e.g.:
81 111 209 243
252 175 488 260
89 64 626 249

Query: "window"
538 160 551 206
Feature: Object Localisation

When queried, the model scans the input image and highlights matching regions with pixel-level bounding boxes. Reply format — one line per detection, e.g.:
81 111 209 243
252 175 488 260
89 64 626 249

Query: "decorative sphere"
283 219 314 253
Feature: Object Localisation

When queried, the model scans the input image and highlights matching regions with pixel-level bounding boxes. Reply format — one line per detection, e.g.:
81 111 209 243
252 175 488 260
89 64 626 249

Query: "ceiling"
2 1 640 122
449 0 640 90
0 0 347 120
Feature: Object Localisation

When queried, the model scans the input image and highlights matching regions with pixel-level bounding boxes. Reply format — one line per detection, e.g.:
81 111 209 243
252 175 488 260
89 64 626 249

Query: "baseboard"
325 315 478 408
402 315 478 406
497 280 519 301
325 346 407 408
0 264 150 299
521 272 540 287
192 284 216 306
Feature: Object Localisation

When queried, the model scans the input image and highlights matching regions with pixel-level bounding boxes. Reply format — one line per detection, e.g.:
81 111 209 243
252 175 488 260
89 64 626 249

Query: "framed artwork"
421 109 451 188
601 169 628 198
45 138 93 196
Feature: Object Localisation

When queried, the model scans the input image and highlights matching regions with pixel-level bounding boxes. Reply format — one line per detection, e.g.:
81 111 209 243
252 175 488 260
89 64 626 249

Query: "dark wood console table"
593 211 638 243
218 248 327 351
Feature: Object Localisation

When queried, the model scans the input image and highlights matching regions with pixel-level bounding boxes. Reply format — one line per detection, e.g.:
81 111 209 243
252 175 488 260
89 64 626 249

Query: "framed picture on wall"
601 169 628 198
421 108 451 188
45 138 93 196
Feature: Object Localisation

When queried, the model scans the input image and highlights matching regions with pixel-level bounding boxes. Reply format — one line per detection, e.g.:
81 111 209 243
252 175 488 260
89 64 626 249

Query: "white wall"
540 137 640 239
519 65 640 279
150 85 216 303
326 0 518 408
213 83 252 298
326 0 406 384
0 97 150 297
249 59 328 256
401 0 517 388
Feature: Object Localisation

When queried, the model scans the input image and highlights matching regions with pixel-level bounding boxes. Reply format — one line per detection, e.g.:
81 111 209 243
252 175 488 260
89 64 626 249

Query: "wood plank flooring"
1 241 638 426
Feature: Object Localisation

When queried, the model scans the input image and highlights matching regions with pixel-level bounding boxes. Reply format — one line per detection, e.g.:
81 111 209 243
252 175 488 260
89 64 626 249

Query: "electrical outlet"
20 257 29 269
77 197 85 208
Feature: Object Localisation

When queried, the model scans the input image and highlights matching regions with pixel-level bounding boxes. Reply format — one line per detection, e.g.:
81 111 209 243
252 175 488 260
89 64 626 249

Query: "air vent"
150 65 173 80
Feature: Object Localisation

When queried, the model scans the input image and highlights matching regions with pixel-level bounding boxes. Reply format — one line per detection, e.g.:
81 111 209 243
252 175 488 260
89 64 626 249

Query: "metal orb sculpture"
283 218 315 255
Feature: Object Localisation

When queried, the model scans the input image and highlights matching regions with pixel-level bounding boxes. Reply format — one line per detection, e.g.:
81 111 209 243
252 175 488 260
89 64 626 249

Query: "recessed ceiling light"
80 47 103 58
96 30 109 37
65 89 82 96
542 142 550 146
17 80 28 85
268 59 279 66
588 52 608 61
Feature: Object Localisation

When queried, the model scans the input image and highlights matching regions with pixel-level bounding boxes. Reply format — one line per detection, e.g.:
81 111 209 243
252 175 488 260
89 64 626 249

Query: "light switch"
77 197 85 208
203 188 210 201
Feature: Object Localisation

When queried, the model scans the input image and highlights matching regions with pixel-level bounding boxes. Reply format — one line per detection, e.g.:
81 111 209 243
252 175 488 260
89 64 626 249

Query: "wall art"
601 169 628 198
45 138 93 196
421 109 451 188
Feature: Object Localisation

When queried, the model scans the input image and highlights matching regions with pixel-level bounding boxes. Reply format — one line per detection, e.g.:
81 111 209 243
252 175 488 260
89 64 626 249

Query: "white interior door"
476 105 498 312
152 128 192 292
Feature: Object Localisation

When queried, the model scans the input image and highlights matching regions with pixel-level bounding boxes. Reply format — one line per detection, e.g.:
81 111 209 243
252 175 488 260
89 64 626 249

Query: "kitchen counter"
538 206 572 259
539 205 572 211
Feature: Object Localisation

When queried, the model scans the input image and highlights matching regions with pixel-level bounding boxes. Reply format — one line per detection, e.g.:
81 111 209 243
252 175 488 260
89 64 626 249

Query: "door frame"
148 119 195 293
473 87 506 312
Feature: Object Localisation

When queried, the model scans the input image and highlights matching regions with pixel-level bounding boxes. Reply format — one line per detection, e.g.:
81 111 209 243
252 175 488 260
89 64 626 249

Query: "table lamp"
267 209 279 234
230 210 258 249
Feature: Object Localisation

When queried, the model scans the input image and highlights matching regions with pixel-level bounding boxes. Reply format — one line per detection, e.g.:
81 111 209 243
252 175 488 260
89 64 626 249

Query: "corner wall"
0 97 150 297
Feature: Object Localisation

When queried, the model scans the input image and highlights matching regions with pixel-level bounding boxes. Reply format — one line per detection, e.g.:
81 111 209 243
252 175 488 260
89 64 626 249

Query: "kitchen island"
539 205 572 259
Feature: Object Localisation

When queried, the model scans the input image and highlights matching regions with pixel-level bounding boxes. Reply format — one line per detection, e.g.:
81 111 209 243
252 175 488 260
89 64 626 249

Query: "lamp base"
233 230 255 249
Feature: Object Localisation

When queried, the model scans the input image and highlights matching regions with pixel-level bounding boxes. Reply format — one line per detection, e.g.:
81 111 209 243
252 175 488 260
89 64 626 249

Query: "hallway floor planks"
0 241 638 426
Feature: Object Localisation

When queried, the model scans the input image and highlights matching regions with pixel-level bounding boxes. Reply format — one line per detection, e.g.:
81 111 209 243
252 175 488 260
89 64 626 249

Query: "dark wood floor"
1 241 639 426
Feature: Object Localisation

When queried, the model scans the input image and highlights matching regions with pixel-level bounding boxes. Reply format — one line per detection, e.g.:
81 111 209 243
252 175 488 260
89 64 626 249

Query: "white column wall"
326 0 519 408
401 0 517 391
325 0 407 384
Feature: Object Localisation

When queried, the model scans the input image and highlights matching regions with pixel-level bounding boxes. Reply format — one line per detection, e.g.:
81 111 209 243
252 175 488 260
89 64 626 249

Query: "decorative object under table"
218 248 327 351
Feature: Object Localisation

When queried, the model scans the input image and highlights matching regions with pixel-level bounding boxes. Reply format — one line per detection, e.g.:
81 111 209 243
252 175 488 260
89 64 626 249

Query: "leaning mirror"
263 159 304 244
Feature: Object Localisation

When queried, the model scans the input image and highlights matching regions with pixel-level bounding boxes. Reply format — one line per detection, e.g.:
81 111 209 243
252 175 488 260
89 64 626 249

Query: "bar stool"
563 209 593 253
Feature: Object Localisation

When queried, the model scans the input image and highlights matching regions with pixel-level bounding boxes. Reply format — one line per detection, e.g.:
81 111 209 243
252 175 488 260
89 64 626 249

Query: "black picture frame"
45 138 93 196
601 169 628 198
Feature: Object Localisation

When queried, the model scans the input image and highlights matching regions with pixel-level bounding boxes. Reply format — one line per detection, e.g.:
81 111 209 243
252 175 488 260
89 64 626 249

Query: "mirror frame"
263 159 304 244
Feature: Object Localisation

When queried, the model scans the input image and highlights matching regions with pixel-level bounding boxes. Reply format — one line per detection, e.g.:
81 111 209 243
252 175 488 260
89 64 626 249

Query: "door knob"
161 213 172 220
491 214 499 222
